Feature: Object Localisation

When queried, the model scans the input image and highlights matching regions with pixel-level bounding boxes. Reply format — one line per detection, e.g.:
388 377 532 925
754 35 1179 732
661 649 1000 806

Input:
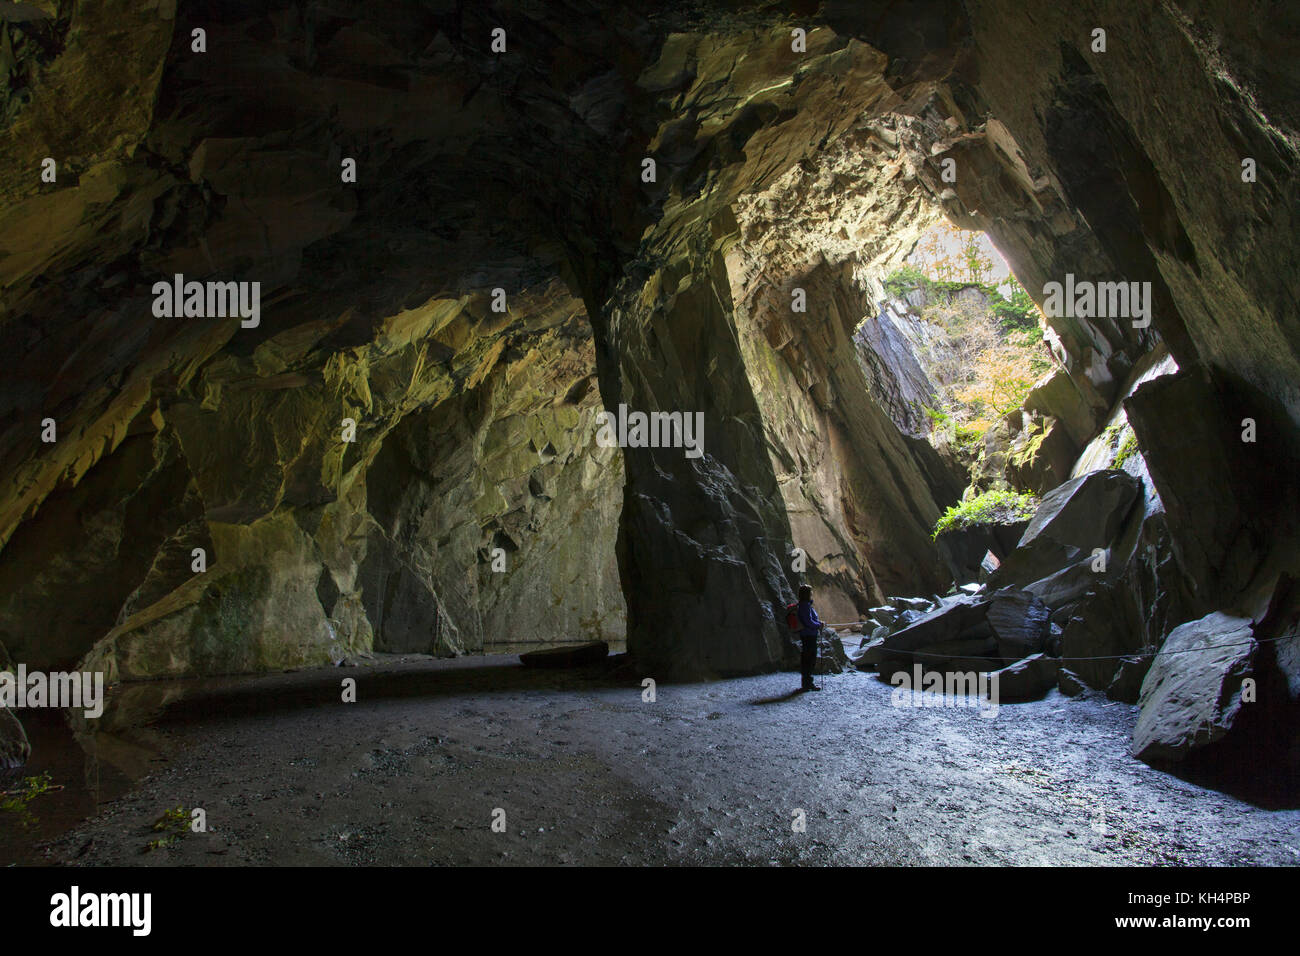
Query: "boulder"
880 595 990 655
814 630 849 675
868 606 898 628
1131 612 1255 763
877 651 1001 683
1106 655 1153 704
990 653 1060 702
852 635 887 670
895 609 928 629
889 596 935 613
0 707 30 770
1023 368 1109 450
991 469 1141 590
1058 668 1087 697
1021 559 1102 609
986 589 1050 663
520 640 610 669
1057 583 1148 691
1046 622 1063 656
874 596 1003 682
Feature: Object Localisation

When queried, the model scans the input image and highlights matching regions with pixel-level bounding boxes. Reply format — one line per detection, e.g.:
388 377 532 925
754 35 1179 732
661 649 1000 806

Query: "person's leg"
801 638 816 689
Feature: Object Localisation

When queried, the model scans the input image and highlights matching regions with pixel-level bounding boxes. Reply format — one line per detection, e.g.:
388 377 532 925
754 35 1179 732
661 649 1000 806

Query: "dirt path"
29 654 1300 866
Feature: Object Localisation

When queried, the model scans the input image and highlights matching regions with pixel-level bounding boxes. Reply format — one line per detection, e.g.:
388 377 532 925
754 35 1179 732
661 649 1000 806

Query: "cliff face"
1 1 1298 681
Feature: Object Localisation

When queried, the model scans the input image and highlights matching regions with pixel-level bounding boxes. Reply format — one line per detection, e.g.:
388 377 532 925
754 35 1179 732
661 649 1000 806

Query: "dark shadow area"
1158 745 1300 812
103 657 645 732
748 688 808 706
0 709 139 866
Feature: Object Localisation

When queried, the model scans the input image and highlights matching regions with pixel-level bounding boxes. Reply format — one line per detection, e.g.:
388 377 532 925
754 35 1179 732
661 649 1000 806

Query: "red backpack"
785 603 801 631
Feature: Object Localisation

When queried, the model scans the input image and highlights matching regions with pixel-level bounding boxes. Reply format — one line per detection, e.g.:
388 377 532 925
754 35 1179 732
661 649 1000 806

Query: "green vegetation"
882 264 976 302
884 223 1052 445
144 805 190 852
1010 419 1048 470
991 282 1039 332
934 489 1039 538
1096 422 1140 469
925 406 987 455
883 263 927 300
1113 430 1140 469
0 772 55 829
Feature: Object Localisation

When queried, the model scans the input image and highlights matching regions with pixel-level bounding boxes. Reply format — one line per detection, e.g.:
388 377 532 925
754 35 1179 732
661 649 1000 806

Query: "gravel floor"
17 653 1300 866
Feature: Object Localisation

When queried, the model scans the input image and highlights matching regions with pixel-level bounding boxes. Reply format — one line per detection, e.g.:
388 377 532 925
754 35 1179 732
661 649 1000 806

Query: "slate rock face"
1132 612 1256 763
992 470 1141 591
1130 578 1300 787
1124 368 1290 618
990 653 1060 703
986 589 1050 663
1 1 1299 687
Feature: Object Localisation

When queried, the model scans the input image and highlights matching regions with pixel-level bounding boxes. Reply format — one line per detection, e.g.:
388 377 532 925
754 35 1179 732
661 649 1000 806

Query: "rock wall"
0 0 1298 688
361 318 625 656
598 27 971 675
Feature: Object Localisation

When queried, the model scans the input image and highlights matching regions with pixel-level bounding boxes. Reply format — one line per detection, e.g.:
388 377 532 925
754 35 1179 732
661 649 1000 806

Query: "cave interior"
1 0 1299 862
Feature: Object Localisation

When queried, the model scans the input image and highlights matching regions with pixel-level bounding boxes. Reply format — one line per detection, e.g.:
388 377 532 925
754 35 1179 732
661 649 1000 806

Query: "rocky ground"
17 653 1299 867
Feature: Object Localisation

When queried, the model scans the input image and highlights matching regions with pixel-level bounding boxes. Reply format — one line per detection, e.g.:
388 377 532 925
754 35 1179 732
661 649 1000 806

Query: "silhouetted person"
796 583 823 692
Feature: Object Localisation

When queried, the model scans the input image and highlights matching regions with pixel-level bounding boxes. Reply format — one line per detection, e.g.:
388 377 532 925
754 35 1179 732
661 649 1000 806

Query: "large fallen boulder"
986 589 1050 663
991 469 1141 591
1131 612 1255 763
868 606 898 629
879 595 990 655
1057 582 1148 692
851 635 888 670
1131 579 1300 794
0 707 30 770
1107 655 1153 704
1022 368 1109 452
873 588 1056 681
1058 668 1087 696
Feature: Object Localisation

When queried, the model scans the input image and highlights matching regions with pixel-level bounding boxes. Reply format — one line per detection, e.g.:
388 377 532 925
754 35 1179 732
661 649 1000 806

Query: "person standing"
796 583 823 692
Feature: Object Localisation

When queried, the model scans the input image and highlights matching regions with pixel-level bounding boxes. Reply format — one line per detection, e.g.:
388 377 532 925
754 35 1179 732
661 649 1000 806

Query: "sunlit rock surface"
0 0 1297 691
